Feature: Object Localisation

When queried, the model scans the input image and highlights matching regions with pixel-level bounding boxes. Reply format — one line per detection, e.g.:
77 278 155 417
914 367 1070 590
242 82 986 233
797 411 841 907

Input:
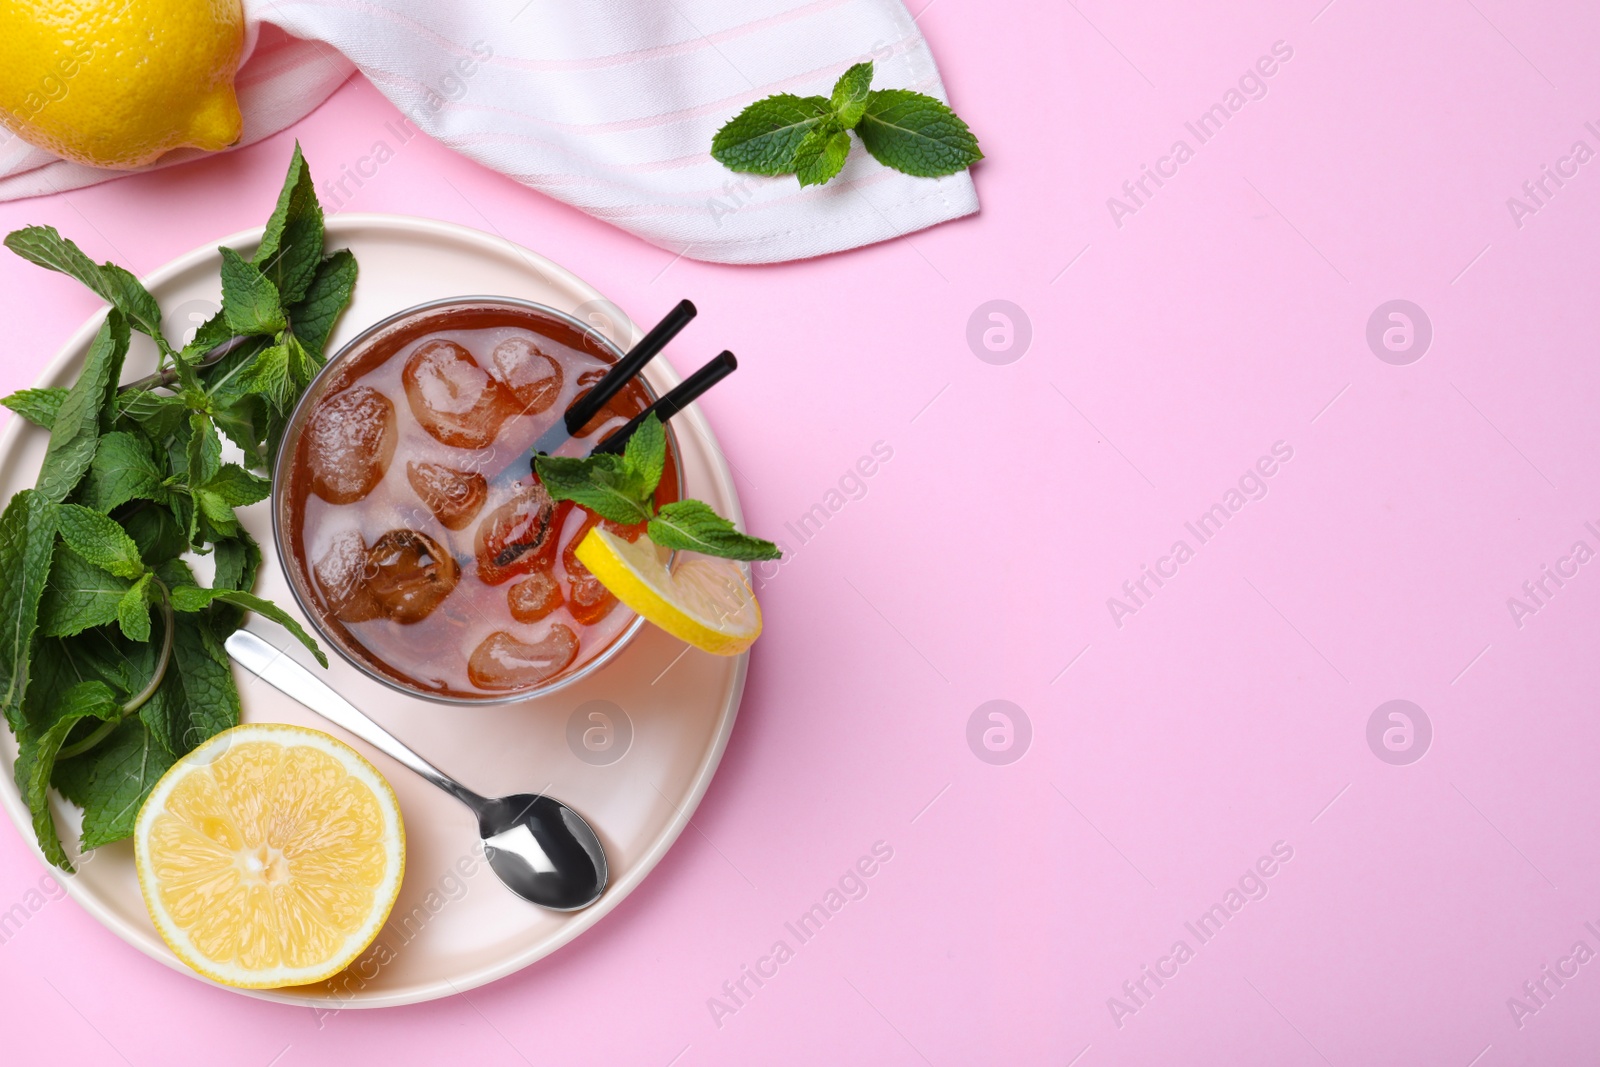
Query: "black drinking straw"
589 350 737 455
564 298 696 434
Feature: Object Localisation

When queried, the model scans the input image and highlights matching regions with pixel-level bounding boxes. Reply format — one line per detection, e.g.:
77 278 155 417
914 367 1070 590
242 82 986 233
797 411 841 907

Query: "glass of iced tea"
273 297 682 703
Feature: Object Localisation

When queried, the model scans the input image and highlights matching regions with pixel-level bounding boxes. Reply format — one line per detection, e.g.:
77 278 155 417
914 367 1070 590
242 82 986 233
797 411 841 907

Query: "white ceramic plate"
0 215 747 1007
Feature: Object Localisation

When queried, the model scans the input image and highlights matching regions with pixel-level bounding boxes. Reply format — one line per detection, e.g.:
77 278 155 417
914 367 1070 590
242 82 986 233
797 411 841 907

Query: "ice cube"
564 567 616 625
561 512 617 625
490 335 563 415
406 461 488 531
313 530 382 623
475 482 560 585
507 571 562 623
305 385 396 504
365 529 460 623
402 339 515 449
467 627 579 690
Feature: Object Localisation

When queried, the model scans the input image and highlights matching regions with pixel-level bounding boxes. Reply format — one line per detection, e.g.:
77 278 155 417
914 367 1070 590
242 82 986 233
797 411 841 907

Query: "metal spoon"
224 629 609 911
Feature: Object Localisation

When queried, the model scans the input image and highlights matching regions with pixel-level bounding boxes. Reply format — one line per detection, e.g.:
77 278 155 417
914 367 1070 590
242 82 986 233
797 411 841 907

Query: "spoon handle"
224 630 481 807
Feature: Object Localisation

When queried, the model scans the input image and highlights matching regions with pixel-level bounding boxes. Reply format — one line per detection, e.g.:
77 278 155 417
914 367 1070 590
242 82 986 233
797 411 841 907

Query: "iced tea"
278 300 679 700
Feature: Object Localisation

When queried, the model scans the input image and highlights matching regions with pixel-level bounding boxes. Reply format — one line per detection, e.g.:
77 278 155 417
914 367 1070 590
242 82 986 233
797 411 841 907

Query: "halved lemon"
575 527 762 655
134 723 405 989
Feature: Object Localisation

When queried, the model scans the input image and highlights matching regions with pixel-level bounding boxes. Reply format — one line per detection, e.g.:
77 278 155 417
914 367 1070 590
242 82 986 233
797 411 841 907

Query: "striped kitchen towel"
0 1 979 264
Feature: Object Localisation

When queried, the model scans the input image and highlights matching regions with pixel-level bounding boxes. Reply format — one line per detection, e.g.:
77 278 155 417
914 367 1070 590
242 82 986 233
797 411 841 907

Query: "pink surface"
2 3 1599 1064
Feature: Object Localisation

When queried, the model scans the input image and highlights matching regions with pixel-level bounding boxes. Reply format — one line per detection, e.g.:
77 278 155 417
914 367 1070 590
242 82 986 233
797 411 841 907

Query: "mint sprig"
535 415 665 526
711 60 981 188
0 144 354 869
534 414 781 562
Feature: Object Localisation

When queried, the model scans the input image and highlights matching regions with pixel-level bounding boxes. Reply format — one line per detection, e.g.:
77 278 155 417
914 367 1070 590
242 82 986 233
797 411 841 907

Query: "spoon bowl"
477 794 608 911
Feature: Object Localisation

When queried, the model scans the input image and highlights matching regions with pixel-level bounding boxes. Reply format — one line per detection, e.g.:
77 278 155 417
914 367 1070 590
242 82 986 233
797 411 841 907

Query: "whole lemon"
0 0 245 170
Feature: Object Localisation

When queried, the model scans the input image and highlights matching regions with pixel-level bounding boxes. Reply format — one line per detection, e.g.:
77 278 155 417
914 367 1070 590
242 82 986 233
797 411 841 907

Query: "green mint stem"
56 579 173 760
119 580 174 715
54 716 116 762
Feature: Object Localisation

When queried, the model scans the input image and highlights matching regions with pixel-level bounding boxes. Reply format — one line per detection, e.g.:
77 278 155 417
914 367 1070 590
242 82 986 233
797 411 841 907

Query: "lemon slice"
574 527 762 656
134 723 405 989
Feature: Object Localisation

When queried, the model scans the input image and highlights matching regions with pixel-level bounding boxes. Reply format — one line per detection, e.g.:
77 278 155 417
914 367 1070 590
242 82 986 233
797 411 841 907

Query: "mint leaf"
287 248 356 357
40 544 132 638
202 331 272 407
287 330 319 378
4 227 167 346
535 453 655 525
648 499 782 561
856 89 983 177
795 125 852 187
711 94 832 175
51 718 174 851
84 432 167 513
179 308 235 363
186 412 222 488
208 533 262 632
169 586 327 667
56 504 145 579
15 680 119 868
185 417 241 538
167 586 223 613
123 505 187 568
252 142 324 305
2 387 69 427
116 573 153 642
211 534 261 593
24 637 138 735
115 389 188 439
0 491 59 733
193 490 239 535
220 247 286 336
234 342 294 410
623 413 667 501
37 311 128 504
142 612 235 756
201 342 273 468
202 464 270 508
831 62 874 128
155 558 197 591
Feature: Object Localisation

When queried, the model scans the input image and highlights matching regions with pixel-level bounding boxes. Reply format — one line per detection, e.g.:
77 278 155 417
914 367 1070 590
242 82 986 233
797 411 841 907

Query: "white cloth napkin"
0 2 978 264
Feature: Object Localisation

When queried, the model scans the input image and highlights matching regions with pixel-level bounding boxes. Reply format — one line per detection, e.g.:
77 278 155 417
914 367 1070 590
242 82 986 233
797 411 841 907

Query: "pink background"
4 1 1600 1063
